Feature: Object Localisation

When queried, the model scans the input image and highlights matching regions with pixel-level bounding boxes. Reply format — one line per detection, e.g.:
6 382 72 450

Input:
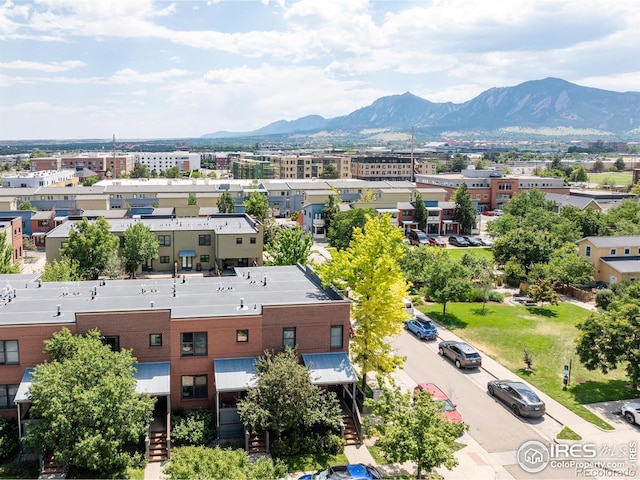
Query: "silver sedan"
487 380 545 418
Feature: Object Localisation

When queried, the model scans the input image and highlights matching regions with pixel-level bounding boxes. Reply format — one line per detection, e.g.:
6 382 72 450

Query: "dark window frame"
103 335 120 352
0 384 18 409
236 237 243 245
149 333 162 347
282 327 296 349
330 325 343 349
158 235 171 247
236 329 249 343
181 332 208 357
0 340 19 365
181 375 208 399
198 234 211 246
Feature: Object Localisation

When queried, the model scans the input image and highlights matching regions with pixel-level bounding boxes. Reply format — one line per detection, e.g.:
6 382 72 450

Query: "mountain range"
202 78 640 140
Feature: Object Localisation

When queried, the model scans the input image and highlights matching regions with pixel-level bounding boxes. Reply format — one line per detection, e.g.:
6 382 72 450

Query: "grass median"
421 302 638 430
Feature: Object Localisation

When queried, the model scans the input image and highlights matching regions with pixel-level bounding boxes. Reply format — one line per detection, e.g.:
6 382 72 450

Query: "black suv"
438 341 482 369
407 230 429 246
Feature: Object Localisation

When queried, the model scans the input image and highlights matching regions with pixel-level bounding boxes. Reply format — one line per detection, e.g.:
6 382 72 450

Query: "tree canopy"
576 283 640 389
217 191 235 214
322 188 341 234
24 328 155 474
318 213 409 389
319 163 339 179
422 248 471 317
365 384 467 479
266 226 313 266
41 257 82 282
0 232 20 274
236 349 342 457
61 217 120 280
130 163 150 178
326 207 377 251
243 192 269 222
122 222 159 278
413 193 428 232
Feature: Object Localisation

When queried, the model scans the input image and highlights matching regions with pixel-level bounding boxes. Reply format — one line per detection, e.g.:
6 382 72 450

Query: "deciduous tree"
123 222 159 278
319 163 339 179
266 226 313 266
576 283 640 389
318 213 409 389
423 251 471 317
243 191 269 222
0 231 20 274
60 217 120 280
322 188 341 233
364 385 467 479
236 349 342 456
217 191 235 214
41 258 82 282
24 328 155 474
326 207 376 251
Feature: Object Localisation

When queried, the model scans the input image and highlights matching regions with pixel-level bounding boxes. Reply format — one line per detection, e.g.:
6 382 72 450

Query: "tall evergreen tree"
452 183 476 235
413 192 428 232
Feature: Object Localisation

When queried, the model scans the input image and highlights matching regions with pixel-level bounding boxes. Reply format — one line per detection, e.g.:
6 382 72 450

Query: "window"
330 325 343 349
610 249 617 256
585 246 591 257
236 237 243 245
250 237 256 244
282 327 296 349
160 256 170 264
624 248 630 256
181 375 207 399
158 235 171 246
236 329 249 343
199 234 211 246
200 255 210 263
103 335 120 352
0 385 18 409
181 332 207 356
0 340 18 365
149 334 162 347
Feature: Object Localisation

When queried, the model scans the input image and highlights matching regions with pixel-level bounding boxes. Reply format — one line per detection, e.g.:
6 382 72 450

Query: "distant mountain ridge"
202 78 640 139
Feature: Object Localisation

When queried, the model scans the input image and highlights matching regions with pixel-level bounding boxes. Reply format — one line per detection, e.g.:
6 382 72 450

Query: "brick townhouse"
0 265 356 458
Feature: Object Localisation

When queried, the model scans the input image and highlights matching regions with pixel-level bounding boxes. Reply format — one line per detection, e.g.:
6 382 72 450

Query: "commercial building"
2 170 79 189
30 154 135 179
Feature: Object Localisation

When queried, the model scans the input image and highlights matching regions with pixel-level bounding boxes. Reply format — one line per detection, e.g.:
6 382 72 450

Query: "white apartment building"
2 169 79 188
134 152 201 173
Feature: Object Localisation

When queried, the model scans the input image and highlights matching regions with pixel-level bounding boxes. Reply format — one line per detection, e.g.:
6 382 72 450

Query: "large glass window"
0 385 18 408
103 335 120 352
181 332 207 356
158 235 171 246
0 340 19 365
181 375 207 399
330 325 343 349
283 327 296 349
199 234 211 246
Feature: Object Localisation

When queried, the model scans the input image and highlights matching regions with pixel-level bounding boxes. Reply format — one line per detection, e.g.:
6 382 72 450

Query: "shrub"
0 416 19 461
171 409 216 447
466 288 504 303
595 288 615 310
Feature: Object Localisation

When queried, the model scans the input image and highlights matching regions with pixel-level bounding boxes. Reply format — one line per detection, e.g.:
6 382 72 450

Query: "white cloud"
0 60 86 72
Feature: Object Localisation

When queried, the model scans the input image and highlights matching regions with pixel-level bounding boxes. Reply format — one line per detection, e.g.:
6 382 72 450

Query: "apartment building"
416 168 569 212
30 154 135 179
0 265 354 452
45 215 263 275
577 236 640 285
350 154 413 181
134 152 201 173
2 170 79 189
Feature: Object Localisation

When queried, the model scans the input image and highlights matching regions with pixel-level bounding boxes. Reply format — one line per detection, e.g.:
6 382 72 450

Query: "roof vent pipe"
56 304 61 316
38 279 42 288
150 301 154 308
263 275 267 286
240 297 244 309
182 274 186 284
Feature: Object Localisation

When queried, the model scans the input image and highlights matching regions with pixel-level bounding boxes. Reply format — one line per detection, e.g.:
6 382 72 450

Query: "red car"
414 383 462 423
482 210 496 216
428 235 446 247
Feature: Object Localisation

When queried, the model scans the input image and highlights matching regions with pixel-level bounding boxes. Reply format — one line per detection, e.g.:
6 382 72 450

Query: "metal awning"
134 361 170 395
214 357 259 392
302 352 357 385
178 250 196 257
14 361 171 402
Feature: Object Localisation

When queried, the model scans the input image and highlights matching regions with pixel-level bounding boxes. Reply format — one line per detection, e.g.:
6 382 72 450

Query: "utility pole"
112 133 117 179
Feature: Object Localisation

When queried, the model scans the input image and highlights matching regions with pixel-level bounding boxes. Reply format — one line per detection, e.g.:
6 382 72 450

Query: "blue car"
298 464 382 480
404 314 438 340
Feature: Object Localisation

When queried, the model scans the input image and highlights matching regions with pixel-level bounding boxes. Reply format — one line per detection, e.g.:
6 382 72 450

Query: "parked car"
414 383 462 423
404 314 438 340
482 210 496 216
621 402 640 425
428 235 447 247
493 209 504 216
477 236 493 246
407 229 429 246
438 341 482 369
448 235 470 247
298 464 382 480
487 380 546 418
463 236 484 247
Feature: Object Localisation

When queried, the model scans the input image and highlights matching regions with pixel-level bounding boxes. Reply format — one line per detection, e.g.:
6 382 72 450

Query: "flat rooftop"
46 215 261 238
0 265 347 326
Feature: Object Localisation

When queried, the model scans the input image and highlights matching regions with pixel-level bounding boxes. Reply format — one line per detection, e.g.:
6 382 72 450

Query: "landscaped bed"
421 302 638 429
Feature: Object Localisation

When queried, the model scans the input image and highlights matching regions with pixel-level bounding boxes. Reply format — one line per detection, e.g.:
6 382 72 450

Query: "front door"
182 255 193 270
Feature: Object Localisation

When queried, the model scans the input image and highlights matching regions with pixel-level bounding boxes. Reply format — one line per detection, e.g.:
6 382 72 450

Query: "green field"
446 247 493 262
587 172 633 186
421 302 638 429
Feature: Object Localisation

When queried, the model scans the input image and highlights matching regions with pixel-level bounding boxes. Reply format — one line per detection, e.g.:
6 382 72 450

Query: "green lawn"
587 172 632 186
279 451 349 473
421 302 639 429
446 247 493 262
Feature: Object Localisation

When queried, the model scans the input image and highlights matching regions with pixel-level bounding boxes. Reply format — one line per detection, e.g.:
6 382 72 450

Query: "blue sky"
1 0 638 141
